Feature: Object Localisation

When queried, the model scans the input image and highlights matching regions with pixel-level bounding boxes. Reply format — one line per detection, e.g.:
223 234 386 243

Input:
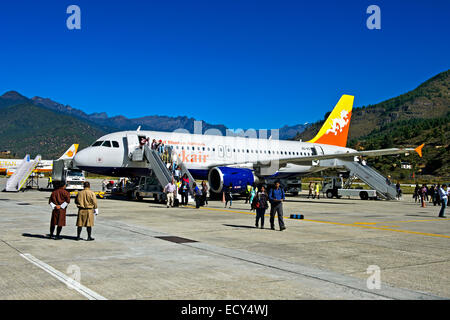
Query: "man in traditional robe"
48 182 71 240
75 181 98 241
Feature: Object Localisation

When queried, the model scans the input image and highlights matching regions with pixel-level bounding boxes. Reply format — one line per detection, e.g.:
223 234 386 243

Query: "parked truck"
322 176 377 200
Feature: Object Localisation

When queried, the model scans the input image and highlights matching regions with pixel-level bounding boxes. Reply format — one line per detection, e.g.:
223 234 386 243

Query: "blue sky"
0 0 448 129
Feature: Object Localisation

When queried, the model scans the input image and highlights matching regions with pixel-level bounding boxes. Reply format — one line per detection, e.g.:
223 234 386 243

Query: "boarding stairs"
142 145 173 188
130 145 196 200
5 155 41 192
337 159 397 200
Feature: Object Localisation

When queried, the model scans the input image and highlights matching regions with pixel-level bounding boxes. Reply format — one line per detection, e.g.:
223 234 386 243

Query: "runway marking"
187 206 450 239
20 253 107 300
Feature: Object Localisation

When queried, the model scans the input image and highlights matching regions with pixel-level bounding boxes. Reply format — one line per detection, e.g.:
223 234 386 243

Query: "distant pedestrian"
201 181 208 206
396 182 402 200
307 182 313 199
438 184 448 218
268 181 286 231
314 182 320 199
245 183 252 204
420 184 427 208
47 176 53 189
179 180 189 205
48 182 71 240
164 178 177 208
249 184 257 211
75 181 98 241
413 183 420 202
193 182 202 209
224 183 233 208
254 186 269 229
435 184 441 206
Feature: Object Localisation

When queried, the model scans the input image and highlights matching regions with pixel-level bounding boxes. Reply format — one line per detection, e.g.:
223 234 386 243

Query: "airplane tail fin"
58 144 79 160
308 94 354 147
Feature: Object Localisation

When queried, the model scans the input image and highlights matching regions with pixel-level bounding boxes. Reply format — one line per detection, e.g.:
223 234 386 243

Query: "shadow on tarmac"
223 224 257 229
22 233 79 241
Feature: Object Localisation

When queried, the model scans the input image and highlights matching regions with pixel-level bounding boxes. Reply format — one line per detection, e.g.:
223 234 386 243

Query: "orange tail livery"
308 94 354 147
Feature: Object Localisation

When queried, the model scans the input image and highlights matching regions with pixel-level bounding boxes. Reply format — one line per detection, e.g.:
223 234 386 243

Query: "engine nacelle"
208 166 256 194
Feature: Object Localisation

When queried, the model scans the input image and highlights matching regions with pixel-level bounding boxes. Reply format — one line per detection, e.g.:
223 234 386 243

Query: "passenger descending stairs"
337 159 397 200
173 152 195 191
5 155 42 192
142 145 173 188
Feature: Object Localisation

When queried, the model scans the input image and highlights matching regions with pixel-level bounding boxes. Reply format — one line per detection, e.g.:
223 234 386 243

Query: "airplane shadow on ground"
22 233 79 241
285 199 351 205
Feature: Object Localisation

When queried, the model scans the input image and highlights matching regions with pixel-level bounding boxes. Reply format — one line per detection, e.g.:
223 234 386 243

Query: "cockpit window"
92 141 103 147
102 141 112 147
112 141 119 148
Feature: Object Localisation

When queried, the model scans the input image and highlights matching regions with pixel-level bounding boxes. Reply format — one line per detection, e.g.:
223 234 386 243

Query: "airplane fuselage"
74 130 356 180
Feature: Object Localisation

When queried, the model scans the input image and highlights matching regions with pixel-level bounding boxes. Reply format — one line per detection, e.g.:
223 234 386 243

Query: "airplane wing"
278 144 424 166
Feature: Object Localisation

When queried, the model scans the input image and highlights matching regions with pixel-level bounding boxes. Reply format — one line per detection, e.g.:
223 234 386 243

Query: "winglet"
415 143 424 158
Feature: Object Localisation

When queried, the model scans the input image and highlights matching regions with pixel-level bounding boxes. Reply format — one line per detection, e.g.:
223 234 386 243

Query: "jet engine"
208 166 257 194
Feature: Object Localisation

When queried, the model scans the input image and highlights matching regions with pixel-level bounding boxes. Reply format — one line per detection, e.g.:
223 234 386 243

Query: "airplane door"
225 145 232 158
218 145 224 158
126 133 140 156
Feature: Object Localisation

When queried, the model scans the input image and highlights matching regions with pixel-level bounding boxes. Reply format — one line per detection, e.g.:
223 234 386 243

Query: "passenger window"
92 141 103 147
202 147 205 151
102 141 112 147
112 141 119 148
213 148 215 151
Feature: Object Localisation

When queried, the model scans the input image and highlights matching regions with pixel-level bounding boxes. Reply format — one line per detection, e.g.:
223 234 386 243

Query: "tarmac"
0 178 449 300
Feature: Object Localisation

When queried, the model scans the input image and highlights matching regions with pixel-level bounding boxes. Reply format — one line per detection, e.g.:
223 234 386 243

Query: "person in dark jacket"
179 180 189 205
254 185 269 229
201 181 208 206
268 181 286 231
193 182 202 209
224 183 233 208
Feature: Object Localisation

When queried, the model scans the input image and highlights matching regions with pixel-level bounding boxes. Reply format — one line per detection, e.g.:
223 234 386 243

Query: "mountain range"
0 91 307 159
296 69 450 178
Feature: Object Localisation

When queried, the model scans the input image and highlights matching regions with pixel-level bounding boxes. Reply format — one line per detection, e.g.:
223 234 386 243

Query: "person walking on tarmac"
75 181 98 241
179 180 189 205
254 185 269 229
224 183 233 208
307 182 314 199
164 178 177 208
47 176 53 189
193 182 202 209
438 184 448 218
48 182 71 240
268 181 286 231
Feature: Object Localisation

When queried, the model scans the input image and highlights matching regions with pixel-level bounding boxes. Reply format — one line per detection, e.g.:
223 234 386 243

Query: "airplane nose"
73 148 91 168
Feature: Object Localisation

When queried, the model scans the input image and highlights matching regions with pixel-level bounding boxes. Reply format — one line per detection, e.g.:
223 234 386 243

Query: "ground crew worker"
48 182 71 240
75 181 98 241
47 176 53 189
307 182 314 199
245 183 252 204
268 181 286 231
314 182 321 199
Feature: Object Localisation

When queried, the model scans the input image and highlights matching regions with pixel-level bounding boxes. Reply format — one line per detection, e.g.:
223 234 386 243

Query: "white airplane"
74 95 423 194
0 144 79 176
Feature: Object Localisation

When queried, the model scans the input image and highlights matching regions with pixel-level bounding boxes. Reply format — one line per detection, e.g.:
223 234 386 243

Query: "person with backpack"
254 185 268 229
268 181 286 231
193 182 202 209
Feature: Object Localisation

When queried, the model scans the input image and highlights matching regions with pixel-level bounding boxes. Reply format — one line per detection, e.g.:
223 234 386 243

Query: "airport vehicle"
73 95 424 200
0 144 79 176
322 176 377 200
64 168 86 191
